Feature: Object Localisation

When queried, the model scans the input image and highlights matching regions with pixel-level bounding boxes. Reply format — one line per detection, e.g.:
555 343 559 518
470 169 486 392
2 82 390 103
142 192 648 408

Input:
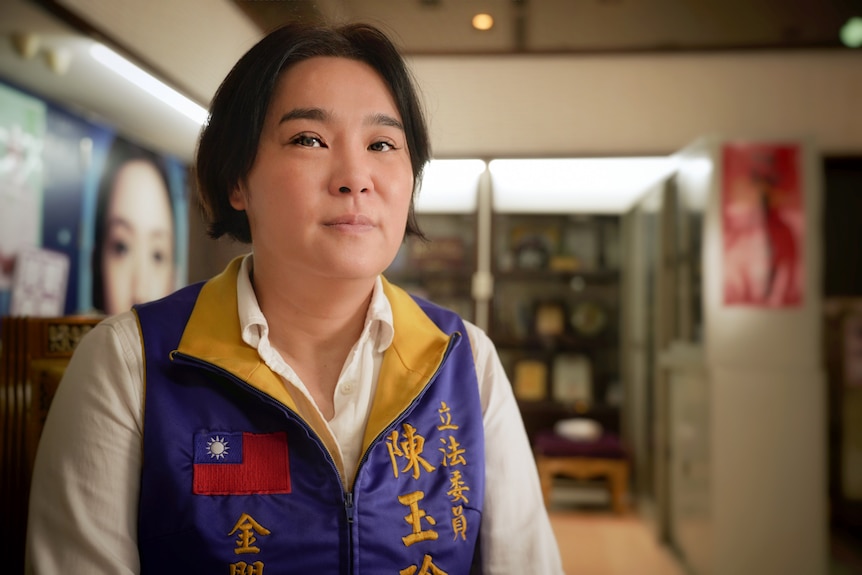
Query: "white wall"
631 136 828 575
698 136 827 575
409 50 862 158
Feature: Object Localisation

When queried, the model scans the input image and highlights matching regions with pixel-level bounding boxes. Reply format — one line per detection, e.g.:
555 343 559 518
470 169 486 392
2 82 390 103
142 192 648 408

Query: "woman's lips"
325 214 374 230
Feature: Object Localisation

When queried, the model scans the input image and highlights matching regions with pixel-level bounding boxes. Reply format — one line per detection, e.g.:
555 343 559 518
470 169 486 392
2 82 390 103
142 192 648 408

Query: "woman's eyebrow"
368 112 403 131
279 107 329 124
278 108 403 131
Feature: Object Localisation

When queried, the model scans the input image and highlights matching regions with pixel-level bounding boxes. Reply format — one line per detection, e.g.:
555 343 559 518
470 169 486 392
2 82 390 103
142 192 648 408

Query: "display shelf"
385 212 477 323
385 210 623 439
490 212 622 437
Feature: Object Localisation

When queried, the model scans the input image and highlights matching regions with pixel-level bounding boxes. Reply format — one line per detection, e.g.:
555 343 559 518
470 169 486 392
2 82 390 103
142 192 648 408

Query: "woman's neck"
249 261 377 419
252 266 374 347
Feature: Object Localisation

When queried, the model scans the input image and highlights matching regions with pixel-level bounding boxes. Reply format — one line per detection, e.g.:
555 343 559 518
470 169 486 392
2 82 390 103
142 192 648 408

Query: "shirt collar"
236 253 395 353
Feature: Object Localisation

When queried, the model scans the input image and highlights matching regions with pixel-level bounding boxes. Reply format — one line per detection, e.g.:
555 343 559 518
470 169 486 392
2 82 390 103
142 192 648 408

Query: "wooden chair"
0 315 103 572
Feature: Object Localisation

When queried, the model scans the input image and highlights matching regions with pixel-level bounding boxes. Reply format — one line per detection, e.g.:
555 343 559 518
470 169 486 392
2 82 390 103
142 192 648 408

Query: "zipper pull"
345 492 355 524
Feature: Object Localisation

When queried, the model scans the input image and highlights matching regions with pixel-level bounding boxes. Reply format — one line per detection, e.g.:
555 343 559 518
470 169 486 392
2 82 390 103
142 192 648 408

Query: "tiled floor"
546 482 684 575
549 509 685 575
547 484 862 575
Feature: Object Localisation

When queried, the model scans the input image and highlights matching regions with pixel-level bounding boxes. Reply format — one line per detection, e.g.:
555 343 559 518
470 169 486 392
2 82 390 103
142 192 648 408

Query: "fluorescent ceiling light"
90 43 208 125
416 159 486 213
489 157 677 213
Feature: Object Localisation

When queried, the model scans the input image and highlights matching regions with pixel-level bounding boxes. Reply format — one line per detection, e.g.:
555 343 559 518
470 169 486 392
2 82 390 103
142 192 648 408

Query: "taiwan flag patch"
193 431 291 495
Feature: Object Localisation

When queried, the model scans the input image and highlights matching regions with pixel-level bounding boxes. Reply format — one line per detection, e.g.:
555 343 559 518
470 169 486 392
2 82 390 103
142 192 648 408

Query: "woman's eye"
291 134 323 147
109 240 129 257
369 141 396 152
152 249 166 264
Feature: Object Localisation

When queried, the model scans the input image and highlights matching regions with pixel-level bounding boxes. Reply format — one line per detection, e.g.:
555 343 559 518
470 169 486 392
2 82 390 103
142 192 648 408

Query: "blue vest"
135 260 485 574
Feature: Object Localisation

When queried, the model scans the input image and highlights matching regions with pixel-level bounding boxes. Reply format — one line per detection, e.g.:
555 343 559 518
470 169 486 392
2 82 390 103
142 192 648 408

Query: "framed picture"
552 354 592 404
721 142 803 308
513 359 547 401
535 301 566 337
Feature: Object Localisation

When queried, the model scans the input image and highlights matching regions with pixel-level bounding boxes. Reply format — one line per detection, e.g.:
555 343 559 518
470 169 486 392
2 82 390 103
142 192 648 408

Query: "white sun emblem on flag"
206 436 230 459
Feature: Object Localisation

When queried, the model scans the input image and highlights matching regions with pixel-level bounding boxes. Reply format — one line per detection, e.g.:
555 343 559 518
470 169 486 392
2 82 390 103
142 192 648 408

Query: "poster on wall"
0 78 189 323
41 102 115 315
79 134 188 315
0 82 46 317
721 142 804 308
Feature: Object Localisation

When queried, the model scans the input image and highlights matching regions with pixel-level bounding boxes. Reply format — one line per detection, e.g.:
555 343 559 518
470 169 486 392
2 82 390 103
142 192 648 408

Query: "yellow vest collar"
177 256 297 411
363 277 452 451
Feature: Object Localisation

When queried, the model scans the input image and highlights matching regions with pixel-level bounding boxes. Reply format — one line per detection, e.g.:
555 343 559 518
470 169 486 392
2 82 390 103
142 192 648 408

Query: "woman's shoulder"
76 310 142 356
97 309 140 334
459 318 496 364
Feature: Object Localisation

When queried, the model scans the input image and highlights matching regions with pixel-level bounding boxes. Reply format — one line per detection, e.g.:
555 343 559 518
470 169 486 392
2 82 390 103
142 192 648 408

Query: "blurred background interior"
1 0 862 573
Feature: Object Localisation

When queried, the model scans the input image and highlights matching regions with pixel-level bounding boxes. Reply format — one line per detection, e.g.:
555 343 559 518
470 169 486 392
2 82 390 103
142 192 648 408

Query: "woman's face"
230 56 414 284
101 159 175 314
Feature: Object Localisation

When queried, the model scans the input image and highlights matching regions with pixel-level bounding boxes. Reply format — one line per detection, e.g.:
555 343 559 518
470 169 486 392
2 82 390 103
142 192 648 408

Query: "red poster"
721 143 804 307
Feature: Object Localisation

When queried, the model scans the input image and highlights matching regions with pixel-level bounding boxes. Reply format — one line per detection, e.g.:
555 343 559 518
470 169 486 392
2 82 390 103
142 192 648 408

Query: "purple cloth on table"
533 430 627 459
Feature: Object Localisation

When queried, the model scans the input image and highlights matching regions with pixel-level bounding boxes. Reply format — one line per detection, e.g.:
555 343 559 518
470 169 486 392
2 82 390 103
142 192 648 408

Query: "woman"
91 136 176 315
27 22 563 574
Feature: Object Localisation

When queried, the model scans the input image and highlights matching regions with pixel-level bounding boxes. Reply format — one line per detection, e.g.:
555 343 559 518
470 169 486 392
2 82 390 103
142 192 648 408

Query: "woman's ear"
229 183 247 210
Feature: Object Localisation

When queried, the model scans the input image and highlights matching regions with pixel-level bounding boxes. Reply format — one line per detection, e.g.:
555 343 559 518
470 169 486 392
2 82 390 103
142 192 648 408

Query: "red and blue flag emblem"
193 431 291 495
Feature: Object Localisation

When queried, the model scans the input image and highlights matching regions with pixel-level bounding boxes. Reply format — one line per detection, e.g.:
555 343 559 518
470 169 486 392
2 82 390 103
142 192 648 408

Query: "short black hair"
195 22 431 243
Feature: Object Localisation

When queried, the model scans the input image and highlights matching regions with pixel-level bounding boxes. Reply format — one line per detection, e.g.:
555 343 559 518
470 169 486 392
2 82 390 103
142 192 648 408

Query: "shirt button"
341 382 354 394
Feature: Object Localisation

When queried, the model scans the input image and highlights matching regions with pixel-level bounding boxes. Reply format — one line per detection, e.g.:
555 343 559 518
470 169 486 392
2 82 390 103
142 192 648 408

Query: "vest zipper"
340 332 459 574
345 491 355 570
345 491 355 523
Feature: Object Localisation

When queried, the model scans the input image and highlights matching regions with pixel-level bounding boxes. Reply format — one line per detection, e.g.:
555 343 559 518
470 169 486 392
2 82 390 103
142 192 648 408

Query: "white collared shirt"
235 256 394 487
26 254 563 574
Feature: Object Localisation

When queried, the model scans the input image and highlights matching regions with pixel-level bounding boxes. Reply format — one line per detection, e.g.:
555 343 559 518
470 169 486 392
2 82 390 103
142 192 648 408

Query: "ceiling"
0 0 860 166
235 0 862 55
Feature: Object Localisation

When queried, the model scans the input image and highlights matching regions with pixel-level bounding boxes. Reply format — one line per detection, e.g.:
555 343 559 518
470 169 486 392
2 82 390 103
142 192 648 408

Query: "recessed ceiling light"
472 13 494 31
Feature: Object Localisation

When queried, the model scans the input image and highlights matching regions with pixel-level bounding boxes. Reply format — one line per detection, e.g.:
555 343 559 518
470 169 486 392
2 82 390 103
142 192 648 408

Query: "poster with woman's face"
82 135 188 315
0 79 188 321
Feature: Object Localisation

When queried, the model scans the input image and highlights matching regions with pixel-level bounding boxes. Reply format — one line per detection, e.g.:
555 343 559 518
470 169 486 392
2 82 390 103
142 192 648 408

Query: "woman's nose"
330 147 372 195
338 186 367 194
